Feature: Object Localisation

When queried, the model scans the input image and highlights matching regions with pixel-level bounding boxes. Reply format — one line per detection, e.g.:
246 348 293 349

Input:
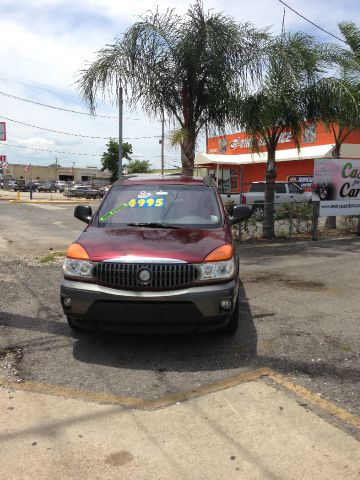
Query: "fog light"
63 297 72 308
220 299 232 311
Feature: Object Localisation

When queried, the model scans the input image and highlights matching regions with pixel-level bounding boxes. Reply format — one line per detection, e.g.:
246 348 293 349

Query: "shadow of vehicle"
70 282 258 373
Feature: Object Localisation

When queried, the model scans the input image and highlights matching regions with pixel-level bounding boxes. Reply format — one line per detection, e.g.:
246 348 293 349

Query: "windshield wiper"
126 222 182 229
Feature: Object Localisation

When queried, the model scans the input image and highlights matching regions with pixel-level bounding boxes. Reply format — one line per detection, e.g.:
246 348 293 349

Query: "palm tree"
78 1 268 176
338 22 360 79
230 32 327 238
306 23 360 229
306 78 360 158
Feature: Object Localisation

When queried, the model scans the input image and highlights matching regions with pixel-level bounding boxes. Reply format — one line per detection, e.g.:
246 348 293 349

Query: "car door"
274 183 288 208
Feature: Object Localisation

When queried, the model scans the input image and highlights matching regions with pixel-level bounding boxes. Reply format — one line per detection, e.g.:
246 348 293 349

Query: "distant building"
4 164 111 184
195 122 360 193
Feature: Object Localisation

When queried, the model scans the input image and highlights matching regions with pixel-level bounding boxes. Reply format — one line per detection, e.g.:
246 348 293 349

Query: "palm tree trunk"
263 149 276 239
181 136 195 177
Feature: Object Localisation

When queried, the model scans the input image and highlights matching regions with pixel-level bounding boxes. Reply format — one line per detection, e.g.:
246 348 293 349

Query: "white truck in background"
222 181 312 215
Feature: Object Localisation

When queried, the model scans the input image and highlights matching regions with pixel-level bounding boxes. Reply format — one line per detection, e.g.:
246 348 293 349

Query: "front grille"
93 263 199 290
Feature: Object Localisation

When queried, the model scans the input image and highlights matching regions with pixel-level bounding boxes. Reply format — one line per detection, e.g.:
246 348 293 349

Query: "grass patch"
38 251 66 263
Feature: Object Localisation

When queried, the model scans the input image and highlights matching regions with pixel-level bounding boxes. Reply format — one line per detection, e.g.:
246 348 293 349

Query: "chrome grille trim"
103 256 186 263
93 263 199 289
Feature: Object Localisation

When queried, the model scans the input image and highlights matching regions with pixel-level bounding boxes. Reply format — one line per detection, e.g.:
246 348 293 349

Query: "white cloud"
12 137 55 147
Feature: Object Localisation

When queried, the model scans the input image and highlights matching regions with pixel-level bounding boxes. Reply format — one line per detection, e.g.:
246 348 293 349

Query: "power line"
2 143 100 157
2 142 182 162
0 90 142 121
277 0 347 44
0 114 161 140
0 90 117 119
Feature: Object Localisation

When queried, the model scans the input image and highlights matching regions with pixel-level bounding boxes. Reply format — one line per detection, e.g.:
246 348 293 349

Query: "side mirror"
74 205 92 224
229 205 251 225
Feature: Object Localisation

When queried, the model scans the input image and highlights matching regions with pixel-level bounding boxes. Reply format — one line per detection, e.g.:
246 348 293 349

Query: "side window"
249 183 265 192
289 183 300 194
275 183 286 194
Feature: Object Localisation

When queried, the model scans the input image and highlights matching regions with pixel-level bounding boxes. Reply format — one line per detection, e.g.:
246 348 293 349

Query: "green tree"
101 138 133 182
125 159 152 174
78 1 268 176
306 78 360 158
338 22 360 80
305 23 360 230
231 32 328 238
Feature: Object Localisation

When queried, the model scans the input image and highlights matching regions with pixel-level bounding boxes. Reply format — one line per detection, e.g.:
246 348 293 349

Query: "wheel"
219 297 239 334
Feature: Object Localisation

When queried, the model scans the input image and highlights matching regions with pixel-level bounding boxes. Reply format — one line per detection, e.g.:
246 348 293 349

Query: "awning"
195 143 360 166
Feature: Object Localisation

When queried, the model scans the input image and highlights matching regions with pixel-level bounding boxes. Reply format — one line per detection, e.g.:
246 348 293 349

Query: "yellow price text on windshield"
128 197 165 208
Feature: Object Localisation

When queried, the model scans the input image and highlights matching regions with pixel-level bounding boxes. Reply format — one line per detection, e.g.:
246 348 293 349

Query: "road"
0 202 359 440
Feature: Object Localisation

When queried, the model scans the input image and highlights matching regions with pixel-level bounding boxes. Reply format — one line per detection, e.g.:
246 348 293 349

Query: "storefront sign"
312 158 360 216
287 175 313 189
229 132 292 151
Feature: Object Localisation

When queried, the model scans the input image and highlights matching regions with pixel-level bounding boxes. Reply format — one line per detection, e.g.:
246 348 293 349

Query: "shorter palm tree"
231 32 326 238
306 78 360 158
338 21 360 80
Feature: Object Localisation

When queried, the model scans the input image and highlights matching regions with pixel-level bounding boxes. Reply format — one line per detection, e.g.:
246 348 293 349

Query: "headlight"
63 258 94 278
197 257 235 281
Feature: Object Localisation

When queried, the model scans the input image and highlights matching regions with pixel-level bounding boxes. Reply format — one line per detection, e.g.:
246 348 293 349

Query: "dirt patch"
247 273 325 291
0 348 23 382
104 451 133 467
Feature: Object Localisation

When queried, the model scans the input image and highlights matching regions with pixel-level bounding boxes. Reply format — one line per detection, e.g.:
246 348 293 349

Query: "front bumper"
60 278 239 333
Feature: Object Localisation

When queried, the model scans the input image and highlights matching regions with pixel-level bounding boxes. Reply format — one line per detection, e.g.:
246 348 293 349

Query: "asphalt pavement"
0 201 359 476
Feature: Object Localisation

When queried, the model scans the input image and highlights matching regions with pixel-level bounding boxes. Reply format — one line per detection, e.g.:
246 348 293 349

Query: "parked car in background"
37 181 57 193
7 180 17 191
13 179 27 192
84 188 104 199
25 181 41 192
65 185 90 198
240 181 312 215
55 181 68 193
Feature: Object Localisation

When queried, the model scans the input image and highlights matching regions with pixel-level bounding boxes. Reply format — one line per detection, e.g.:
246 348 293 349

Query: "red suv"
60 176 250 334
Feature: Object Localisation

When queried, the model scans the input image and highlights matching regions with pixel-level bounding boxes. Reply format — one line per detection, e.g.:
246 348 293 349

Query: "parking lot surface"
0 203 359 440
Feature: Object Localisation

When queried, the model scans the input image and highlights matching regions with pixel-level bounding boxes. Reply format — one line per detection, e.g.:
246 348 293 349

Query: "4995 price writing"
128 198 165 208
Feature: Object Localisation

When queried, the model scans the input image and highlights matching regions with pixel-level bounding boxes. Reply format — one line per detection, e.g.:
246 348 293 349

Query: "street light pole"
118 86 123 180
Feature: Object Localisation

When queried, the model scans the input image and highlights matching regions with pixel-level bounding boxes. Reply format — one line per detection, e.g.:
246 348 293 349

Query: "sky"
0 0 359 170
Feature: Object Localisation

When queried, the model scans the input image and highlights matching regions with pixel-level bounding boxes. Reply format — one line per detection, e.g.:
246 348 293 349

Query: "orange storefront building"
195 123 360 194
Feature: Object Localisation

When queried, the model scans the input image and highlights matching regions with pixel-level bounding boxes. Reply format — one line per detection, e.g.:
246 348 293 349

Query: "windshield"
95 184 222 229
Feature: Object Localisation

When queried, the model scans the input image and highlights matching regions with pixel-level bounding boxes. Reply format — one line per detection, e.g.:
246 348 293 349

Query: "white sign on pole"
312 158 360 216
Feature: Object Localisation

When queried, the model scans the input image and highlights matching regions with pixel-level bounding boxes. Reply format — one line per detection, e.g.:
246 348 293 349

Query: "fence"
223 200 360 242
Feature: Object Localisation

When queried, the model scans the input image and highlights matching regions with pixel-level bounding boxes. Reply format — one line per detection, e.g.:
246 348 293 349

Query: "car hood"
76 225 232 263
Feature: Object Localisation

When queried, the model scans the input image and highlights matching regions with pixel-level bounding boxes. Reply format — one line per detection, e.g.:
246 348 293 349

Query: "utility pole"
205 121 209 154
160 111 165 175
118 86 123 180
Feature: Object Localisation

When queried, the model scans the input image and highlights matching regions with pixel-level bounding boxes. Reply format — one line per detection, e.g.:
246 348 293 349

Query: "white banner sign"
312 158 360 216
